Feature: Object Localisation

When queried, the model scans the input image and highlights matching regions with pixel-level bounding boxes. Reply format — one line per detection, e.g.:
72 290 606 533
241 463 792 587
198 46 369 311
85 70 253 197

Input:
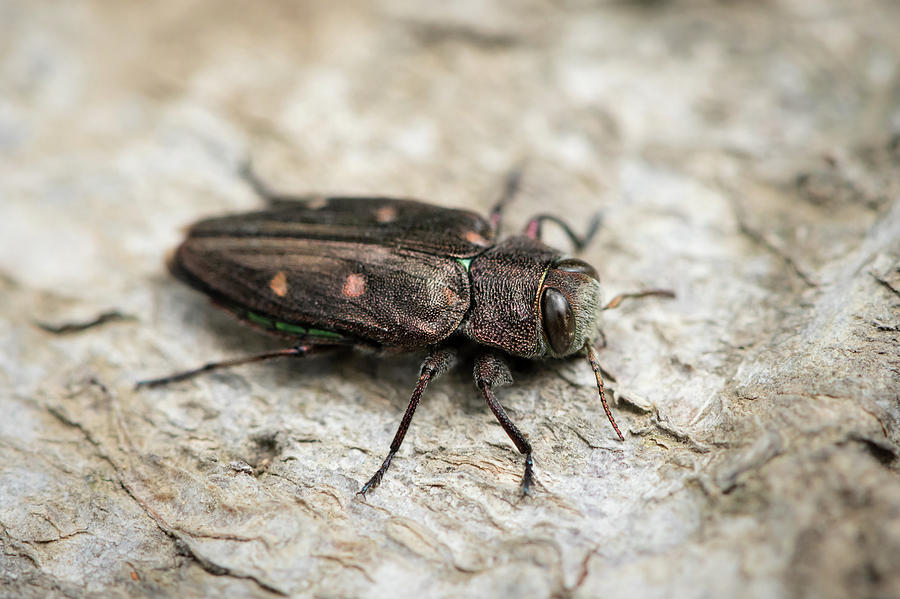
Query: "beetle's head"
538 258 603 358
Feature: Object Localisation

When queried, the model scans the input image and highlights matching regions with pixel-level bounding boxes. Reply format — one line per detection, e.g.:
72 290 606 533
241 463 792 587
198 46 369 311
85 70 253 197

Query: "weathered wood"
1 1 898 597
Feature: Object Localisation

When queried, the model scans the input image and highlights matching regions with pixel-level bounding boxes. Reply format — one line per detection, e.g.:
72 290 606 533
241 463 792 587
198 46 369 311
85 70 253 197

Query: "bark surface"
1 2 898 598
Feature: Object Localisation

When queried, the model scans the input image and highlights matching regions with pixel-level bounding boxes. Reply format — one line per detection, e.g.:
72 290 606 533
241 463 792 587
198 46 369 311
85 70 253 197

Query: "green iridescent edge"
245 310 342 339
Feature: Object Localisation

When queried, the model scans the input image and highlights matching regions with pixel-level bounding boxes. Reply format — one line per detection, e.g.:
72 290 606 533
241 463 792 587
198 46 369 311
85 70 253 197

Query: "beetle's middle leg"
488 167 524 236
474 352 535 495
358 348 457 496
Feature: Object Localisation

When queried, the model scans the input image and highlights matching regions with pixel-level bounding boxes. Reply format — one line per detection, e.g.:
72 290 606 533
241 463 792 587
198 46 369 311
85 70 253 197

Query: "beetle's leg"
523 213 601 251
239 162 283 202
489 167 525 236
603 289 675 311
36 310 135 334
584 343 624 441
358 348 457 496
136 343 334 389
238 162 319 208
473 352 535 495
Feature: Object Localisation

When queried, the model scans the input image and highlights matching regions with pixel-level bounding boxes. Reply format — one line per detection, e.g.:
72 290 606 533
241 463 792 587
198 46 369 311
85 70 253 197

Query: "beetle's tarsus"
521 453 534 496
358 452 394 496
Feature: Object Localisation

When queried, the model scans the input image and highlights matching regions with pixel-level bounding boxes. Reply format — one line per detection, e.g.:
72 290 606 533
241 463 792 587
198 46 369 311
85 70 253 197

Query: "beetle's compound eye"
541 287 575 355
554 258 599 280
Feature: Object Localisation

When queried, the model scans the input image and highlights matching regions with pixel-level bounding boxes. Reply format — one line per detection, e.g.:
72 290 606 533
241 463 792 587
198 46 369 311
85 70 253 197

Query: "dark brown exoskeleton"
138 169 672 495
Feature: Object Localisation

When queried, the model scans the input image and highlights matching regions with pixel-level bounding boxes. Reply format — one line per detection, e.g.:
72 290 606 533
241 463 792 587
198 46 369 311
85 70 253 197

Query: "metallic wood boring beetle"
137 168 673 496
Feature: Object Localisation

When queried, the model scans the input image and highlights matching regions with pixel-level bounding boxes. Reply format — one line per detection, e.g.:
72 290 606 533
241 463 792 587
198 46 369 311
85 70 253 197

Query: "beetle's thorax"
462 236 603 359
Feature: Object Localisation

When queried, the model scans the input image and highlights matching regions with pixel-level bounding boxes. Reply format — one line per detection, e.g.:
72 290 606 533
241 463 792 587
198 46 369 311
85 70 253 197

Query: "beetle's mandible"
138 168 673 496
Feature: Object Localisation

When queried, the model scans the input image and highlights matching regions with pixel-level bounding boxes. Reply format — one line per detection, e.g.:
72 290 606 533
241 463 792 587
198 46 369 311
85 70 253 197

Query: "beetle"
137 169 672 495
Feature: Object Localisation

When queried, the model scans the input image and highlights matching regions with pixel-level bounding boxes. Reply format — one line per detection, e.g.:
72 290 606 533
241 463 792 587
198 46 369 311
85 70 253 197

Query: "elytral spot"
269 271 288 297
343 273 366 298
443 286 460 305
375 205 398 223
465 230 491 247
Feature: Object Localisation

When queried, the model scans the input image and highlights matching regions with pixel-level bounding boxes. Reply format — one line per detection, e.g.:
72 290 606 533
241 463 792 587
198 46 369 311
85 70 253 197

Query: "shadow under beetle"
138 168 672 496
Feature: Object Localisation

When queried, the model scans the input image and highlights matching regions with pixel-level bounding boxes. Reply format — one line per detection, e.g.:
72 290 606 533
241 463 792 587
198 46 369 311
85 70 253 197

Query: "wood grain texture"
1 1 898 598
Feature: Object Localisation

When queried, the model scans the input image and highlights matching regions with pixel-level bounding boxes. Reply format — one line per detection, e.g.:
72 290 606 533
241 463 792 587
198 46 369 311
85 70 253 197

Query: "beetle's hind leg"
474 352 535 495
238 162 321 208
238 161 283 202
136 343 336 389
358 348 457 496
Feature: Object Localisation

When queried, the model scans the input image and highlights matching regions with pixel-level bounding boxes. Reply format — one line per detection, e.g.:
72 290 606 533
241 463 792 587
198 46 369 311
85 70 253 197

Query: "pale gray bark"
1 1 898 598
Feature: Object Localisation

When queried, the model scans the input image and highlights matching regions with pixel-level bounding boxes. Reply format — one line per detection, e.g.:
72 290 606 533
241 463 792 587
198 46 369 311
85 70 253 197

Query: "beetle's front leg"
523 213 601 251
358 348 457 496
474 352 535 495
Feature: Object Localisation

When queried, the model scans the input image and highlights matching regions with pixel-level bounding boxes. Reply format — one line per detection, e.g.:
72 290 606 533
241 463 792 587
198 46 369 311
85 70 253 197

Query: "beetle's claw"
358 473 382 497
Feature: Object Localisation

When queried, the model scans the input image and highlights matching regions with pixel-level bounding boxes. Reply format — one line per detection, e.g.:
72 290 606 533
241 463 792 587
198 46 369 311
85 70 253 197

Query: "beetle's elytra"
138 169 672 495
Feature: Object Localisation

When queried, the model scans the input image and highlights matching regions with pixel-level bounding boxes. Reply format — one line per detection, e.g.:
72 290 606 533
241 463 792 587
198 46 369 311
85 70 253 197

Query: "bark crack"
44 397 289 597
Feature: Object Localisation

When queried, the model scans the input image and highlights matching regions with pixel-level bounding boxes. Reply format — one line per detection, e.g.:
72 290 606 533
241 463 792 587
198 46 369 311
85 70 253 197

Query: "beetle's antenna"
603 289 675 311
585 343 624 441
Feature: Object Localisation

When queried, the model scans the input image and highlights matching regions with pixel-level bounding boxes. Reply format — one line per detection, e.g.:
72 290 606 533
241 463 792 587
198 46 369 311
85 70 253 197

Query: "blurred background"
1 1 899 598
